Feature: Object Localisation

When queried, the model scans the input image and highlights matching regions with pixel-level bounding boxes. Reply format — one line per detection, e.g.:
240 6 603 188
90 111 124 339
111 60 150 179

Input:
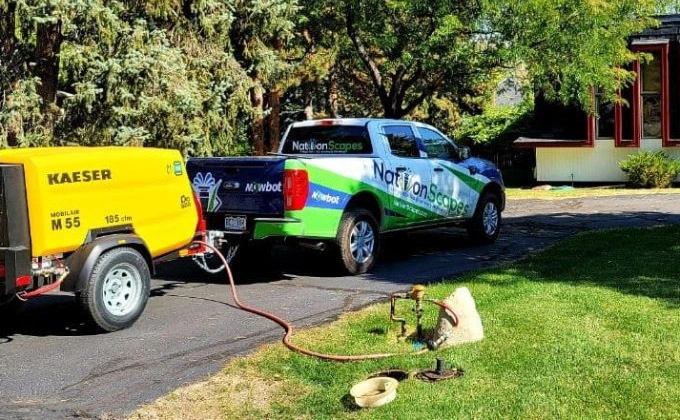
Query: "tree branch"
399 63 423 99
345 4 389 110
398 74 445 117
388 65 406 109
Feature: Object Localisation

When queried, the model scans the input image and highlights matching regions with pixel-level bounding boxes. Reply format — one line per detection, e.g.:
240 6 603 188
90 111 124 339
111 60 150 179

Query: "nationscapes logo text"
373 161 469 216
290 140 365 153
48 169 112 185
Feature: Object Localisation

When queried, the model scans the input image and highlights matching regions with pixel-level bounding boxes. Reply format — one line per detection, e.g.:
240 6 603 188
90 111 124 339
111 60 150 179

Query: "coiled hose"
195 240 458 361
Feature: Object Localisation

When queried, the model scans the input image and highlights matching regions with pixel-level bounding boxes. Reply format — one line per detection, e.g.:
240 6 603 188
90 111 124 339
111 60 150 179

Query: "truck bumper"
253 218 304 240
252 208 343 240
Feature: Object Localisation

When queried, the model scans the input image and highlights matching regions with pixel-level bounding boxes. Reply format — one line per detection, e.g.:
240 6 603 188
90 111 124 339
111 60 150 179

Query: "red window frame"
632 43 670 146
589 42 672 147
588 87 619 145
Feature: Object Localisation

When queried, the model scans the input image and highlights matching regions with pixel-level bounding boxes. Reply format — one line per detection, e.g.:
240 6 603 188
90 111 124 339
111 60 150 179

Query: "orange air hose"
195 241 458 362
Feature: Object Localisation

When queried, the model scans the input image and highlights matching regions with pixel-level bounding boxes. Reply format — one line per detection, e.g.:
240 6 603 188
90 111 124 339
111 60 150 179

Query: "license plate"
224 215 247 231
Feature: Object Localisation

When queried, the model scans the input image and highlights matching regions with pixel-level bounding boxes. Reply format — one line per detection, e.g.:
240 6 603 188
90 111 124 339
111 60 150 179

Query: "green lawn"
133 226 680 420
506 187 680 200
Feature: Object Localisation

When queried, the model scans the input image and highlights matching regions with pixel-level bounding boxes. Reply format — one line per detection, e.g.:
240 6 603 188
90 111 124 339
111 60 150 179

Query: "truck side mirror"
459 146 471 160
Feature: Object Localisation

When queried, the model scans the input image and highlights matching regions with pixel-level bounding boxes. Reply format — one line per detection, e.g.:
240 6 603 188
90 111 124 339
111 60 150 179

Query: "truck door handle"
396 167 407 171
434 167 444 172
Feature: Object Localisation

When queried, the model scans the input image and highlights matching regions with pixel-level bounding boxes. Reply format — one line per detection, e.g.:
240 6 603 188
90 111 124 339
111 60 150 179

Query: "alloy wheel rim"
482 202 499 236
350 221 375 264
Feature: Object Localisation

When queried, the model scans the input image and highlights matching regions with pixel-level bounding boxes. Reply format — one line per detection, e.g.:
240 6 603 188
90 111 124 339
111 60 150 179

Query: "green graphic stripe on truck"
441 164 486 193
301 160 442 219
251 160 447 240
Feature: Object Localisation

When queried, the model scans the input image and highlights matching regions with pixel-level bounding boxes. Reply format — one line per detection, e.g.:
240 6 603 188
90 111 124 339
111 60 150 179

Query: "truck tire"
467 192 501 245
78 247 151 332
336 209 380 275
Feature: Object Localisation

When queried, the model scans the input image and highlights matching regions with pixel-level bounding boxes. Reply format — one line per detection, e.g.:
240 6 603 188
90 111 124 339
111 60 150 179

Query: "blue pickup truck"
187 118 505 274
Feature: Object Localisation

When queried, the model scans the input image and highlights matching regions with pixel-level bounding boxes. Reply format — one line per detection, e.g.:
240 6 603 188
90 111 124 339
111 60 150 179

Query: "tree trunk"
35 20 62 108
327 67 338 118
268 87 282 153
250 81 266 155
0 1 16 58
303 82 314 120
266 37 284 153
1 2 18 145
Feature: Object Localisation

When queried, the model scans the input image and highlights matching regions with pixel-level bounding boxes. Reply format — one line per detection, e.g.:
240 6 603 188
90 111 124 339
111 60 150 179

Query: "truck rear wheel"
336 209 380 275
467 192 501 244
78 247 151 332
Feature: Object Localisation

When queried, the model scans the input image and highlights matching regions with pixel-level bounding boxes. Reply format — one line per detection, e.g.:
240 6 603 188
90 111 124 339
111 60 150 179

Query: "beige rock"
433 287 484 348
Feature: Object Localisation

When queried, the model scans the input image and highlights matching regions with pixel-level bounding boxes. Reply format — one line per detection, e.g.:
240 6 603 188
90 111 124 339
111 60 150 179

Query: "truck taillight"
192 191 206 233
283 169 309 211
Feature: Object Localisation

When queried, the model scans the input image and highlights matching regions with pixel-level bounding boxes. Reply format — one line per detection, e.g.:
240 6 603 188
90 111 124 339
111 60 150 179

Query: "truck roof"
289 118 409 128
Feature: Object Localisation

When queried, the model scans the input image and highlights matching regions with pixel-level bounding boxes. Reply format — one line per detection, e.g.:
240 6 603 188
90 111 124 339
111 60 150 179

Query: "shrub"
619 151 680 188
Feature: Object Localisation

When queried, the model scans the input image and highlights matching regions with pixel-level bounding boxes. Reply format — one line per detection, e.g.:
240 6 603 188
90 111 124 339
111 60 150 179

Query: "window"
384 125 420 158
594 88 615 139
419 127 458 159
619 42 669 146
281 125 373 154
641 51 662 139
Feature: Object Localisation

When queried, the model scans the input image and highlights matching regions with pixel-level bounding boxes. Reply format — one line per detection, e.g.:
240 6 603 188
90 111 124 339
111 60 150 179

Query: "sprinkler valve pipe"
389 293 408 338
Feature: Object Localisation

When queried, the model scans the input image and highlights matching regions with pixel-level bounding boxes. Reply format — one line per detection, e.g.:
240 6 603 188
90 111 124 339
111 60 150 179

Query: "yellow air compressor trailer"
0 147 202 331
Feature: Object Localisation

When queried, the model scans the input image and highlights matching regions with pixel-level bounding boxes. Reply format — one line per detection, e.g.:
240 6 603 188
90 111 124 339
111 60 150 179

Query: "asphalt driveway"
1 194 679 419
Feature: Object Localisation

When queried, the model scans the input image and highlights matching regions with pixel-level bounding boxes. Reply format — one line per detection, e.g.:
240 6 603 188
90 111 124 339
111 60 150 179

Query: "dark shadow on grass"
465 224 680 307
340 393 362 412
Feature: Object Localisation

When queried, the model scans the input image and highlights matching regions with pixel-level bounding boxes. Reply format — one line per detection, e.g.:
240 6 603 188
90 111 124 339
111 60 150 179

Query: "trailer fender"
63 234 153 292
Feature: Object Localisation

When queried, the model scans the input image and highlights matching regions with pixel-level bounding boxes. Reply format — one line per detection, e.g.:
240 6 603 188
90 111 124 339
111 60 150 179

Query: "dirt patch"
129 359 311 420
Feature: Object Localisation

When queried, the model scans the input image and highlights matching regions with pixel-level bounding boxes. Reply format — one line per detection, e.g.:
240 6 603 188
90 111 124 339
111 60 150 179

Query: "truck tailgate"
186 157 286 218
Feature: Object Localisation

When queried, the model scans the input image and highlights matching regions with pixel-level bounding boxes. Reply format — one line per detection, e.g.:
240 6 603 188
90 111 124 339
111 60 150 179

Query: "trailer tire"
467 192 501 245
78 247 151 332
336 209 380 275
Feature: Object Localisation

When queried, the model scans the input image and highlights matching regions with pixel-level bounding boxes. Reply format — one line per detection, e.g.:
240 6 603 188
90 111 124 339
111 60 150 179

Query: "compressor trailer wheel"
78 247 151 332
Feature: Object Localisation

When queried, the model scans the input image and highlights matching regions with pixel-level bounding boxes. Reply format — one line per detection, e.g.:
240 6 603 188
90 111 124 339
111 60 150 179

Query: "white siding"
536 139 680 182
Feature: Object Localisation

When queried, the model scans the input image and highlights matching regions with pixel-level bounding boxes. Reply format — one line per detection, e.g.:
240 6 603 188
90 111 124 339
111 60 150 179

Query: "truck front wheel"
336 209 380 275
78 247 151 332
467 192 501 245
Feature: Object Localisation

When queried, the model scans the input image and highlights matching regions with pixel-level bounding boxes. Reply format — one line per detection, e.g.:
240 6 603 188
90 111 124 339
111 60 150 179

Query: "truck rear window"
282 125 373 154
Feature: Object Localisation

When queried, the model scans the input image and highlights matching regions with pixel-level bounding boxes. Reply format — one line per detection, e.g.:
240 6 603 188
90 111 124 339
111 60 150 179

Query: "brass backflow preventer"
390 284 427 341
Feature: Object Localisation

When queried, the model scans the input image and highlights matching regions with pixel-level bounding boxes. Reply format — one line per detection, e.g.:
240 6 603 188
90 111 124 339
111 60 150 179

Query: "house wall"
536 140 680 182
